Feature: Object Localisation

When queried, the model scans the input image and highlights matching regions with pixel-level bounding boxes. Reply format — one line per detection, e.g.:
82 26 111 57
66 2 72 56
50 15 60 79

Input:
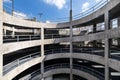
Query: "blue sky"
3 0 102 22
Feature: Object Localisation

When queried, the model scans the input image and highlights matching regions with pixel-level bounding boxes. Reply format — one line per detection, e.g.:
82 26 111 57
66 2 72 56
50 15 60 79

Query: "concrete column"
41 27 44 80
93 24 97 33
118 17 120 27
0 0 3 80
12 27 15 38
93 24 97 47
117 17 120 46
104 11 111 80
69 8 73 80
3 26 6 36
34 29 36 35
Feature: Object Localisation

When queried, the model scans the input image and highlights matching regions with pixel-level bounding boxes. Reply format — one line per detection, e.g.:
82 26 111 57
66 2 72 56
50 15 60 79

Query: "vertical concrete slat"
104 11 110 80
0 0 3 79
41 27 44 80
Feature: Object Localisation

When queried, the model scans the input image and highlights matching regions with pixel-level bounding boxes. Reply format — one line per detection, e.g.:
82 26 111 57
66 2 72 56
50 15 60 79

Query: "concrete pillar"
118 17 120 27
34 29 36 35
69 8 73 80
3 26 6 36
12 27 15 38
41 27 44 80
93 24 97 33
104 11 111 80
93 24 97 47
117 17 120 46
0 0 3 80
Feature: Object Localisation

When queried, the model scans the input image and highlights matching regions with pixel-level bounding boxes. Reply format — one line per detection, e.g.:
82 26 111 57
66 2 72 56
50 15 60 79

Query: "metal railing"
73 64 104 80
44 48 70 55
29 69 41 80
44 48 104 56
3 35 41 43
21 63 104 80
111 53 120 60
44 63 70 72
44 34 69 39
3 51 41 75
45 48 120 60
73 0 110 20
3 0 110 23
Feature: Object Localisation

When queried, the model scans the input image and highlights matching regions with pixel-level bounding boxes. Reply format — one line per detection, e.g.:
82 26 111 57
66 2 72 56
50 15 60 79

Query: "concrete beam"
3 40 42 54
3 12 57 29
0 0 3 79
92 24 97 47
41 27 45 80
104 11 110 80
117 17 120 46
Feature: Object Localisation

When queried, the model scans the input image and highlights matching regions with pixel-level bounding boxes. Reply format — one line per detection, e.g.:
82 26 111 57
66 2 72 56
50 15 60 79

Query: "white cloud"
3 0 11 3
46 20 51 23
82 2 90 12
43 0 66 9
13 11 28 19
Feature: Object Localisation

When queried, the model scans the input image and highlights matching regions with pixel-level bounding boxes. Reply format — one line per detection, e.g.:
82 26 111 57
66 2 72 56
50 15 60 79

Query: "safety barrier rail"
3 51 41 75
45 48 120 60
44 34 69 39
3 35 41 43
73 64 104 80
44 48 104 56
4 47 120 75
21 63 104 80
73 0 110 20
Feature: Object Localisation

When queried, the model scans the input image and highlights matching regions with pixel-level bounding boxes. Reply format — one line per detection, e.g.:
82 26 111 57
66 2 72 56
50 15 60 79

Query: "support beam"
69 0 73 80
117 17 120 46
93 24 97 33
104 11 111 80
41 27 44 80
12 27 15 38
3 26 6 36
0 0 3 80
93 24 97 47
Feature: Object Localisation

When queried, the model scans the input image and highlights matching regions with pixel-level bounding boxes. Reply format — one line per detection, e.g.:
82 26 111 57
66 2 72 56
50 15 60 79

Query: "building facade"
0 0 120 80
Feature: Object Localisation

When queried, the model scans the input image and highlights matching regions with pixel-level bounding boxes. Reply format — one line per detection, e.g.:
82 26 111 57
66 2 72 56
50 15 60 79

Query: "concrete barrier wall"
3 56 44 80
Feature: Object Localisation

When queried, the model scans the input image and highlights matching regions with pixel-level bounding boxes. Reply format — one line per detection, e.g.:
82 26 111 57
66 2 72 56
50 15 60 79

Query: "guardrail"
44 48 104 56
44 63 70 72
3 51 41 75
3 47 120 75
73 64 104 80
73 0 110 20
111 54 120 60
45 48 120 60
3 35 41 43
20 63 104 80
44 34 69 39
